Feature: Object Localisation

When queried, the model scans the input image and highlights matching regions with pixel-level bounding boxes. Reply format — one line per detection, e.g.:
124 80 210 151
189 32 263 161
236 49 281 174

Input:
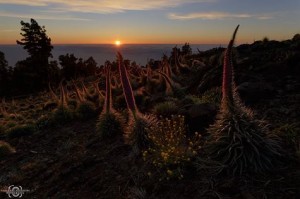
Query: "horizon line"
0 43 228 45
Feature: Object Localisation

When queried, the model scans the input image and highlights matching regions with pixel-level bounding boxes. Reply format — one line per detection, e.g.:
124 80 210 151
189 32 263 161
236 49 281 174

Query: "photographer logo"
1 185 30 198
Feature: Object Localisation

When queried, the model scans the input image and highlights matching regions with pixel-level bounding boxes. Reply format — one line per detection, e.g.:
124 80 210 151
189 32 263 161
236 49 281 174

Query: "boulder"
185 103 217 134
237 81 276 104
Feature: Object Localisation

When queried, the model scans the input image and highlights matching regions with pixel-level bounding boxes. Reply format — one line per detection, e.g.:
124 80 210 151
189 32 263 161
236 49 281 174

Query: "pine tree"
17 18 53 66
15 18 53 92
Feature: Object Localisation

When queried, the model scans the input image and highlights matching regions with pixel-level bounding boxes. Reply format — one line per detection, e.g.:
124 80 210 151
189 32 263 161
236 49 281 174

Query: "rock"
186 103 217 134
237 81 276 104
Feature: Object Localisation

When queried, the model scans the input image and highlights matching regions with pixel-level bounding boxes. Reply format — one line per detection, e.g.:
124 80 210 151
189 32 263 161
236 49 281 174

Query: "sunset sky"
0 0 299 45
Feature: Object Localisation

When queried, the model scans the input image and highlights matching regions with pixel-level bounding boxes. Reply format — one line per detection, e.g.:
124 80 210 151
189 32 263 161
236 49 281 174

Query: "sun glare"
115 40 121 46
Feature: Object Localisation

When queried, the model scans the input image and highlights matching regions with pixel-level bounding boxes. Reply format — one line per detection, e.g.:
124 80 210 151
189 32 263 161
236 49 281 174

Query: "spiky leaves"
205 25 282 176
130 114 157 154
207 111 282 175
97 112 124 140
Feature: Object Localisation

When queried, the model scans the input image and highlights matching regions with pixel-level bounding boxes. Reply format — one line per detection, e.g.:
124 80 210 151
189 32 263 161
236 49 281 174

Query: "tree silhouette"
59 54 78 80
59 54 98 80
15 18 53 92
181 43 192 56
17 18 53 65
84 56 98 76
0 51 10 95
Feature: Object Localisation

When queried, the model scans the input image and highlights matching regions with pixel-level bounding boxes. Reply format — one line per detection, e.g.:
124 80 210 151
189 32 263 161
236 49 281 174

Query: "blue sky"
0 0 299 44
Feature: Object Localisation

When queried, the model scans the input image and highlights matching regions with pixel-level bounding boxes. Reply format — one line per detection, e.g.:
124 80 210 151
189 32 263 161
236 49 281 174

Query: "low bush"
6 124 37 138
153 101 178 118
144 115 202 180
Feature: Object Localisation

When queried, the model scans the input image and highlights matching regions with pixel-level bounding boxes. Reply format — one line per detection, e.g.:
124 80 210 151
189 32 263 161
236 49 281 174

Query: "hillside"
1 33 300 198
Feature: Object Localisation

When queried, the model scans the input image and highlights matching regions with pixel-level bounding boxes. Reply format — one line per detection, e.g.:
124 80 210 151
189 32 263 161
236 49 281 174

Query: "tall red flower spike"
117 52 139 116
221 25 239 111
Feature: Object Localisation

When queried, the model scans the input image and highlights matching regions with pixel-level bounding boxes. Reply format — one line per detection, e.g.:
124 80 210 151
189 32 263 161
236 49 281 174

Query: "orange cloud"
168 12 273 20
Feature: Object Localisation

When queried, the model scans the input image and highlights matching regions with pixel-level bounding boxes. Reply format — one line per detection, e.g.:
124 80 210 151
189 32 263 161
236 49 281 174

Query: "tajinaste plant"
118 52 156 154
157 71 185 99
96 63 124 139
205 25 282 176
72 80 84 103
117 52 139 118
59 80 68 107
48 81 59 103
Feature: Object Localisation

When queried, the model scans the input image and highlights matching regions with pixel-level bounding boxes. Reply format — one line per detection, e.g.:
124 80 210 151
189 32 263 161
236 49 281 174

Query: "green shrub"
153 101 178 118
6 124 37 138
199 87 221 105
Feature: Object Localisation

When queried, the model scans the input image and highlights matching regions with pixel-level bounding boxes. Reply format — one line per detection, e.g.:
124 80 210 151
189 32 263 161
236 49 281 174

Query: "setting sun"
115 40 121 46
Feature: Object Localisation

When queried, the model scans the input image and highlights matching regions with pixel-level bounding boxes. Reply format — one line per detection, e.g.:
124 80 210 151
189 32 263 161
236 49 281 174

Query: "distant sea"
0 44 224 67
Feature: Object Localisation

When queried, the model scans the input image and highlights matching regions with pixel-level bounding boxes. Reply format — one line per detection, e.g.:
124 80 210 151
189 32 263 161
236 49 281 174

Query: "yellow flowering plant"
143 115 202 180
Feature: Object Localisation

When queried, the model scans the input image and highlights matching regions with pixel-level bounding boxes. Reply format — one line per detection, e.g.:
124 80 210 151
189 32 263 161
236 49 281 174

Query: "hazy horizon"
0 43 224 67
0 43 226 45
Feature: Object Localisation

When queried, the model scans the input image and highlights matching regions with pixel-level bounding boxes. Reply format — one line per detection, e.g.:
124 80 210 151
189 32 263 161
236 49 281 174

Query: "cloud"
0 0 47 6
0 10 89 21
0 0 206 13
168 12 272 20
257 16 273 20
